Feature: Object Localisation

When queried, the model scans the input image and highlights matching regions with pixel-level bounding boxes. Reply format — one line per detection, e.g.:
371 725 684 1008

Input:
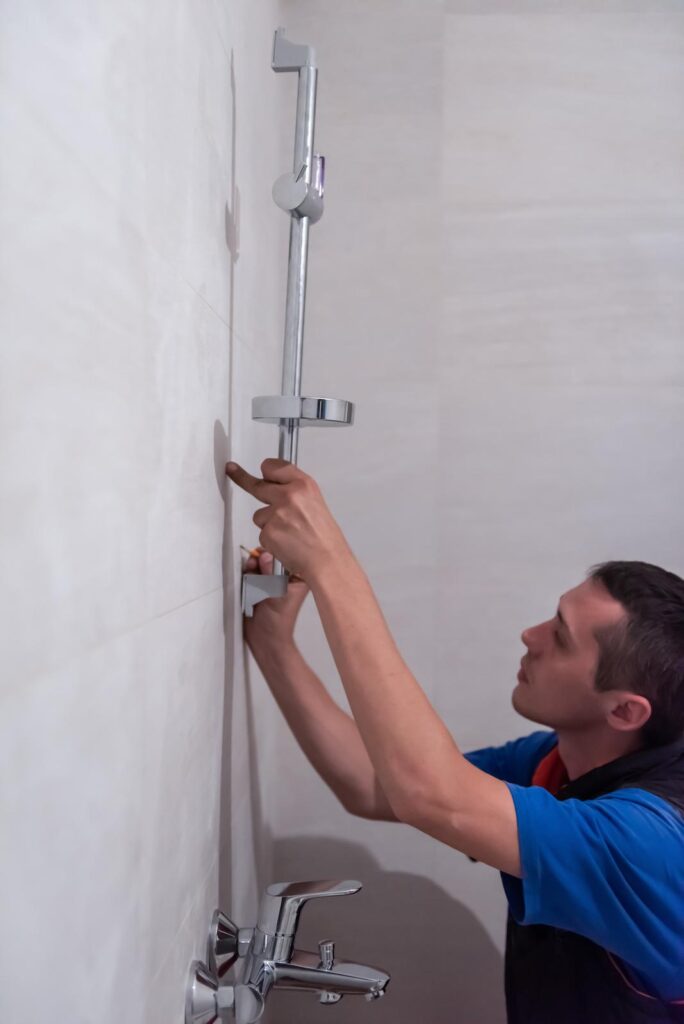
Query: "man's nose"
521 623 541 649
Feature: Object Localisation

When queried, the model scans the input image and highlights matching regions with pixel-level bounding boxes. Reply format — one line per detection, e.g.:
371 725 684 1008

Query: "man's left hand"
225 459 351 582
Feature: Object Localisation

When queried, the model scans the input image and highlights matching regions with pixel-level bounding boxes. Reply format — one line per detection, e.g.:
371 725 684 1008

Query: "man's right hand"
243 548 310 651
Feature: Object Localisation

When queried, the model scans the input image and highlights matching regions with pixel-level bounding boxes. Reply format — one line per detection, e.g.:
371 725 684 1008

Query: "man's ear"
604 691 652 733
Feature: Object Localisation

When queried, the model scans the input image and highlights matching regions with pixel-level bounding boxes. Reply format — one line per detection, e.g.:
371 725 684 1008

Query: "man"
225 458 684 1024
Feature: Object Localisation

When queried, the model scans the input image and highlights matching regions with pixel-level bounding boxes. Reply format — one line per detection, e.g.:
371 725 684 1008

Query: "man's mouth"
517 661 529 684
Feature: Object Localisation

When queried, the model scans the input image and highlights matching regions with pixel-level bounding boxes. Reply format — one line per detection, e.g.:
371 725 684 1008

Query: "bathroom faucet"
245 879 390 1004
186 879 390 1023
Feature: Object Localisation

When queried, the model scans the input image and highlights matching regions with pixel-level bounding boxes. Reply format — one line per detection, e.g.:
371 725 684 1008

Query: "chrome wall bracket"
185 880 390 1024
241 28 354 618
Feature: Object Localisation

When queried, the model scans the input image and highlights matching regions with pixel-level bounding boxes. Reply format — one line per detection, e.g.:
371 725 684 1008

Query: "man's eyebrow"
556 602 575 642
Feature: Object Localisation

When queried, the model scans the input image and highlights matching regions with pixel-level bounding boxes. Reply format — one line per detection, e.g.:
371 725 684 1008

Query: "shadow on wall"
215 406 234 912
241 643 272 895
266 835 506 1024
214 47 242 914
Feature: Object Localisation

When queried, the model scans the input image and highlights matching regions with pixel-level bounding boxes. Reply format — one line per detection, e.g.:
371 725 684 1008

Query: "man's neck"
556 727 644 781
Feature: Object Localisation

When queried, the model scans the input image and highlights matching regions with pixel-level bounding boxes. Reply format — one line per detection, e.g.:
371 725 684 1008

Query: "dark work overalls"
505 737 684 1024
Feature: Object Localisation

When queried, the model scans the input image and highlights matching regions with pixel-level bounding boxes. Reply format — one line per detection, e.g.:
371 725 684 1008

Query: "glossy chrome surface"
312 153 325 197
185 960 220 1024
319 991 343 1004
318 939 334 970
208 911 239 980
190 880 390 1022
185 960 262 1024
241 28 354 619
252 396 354 427
272 162 324 223
230 985 263 1024
257 879 361 956
239 879 390 1008
274 29 318 579
269 947 389 998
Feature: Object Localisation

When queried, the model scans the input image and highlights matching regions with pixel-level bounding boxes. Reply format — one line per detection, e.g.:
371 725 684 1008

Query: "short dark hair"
589 561 684 746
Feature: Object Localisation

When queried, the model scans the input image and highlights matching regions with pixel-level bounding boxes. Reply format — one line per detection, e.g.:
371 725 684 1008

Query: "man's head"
512 561 684 747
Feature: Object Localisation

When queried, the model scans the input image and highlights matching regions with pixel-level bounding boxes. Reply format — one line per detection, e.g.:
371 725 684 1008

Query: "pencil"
240 544 263 558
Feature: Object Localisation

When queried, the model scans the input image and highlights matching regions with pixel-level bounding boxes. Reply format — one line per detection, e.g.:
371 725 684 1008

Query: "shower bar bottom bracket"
241 573 288 618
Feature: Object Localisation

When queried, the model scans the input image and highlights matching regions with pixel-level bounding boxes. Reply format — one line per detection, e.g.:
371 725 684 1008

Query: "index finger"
261 458 303 483
225 462 280 503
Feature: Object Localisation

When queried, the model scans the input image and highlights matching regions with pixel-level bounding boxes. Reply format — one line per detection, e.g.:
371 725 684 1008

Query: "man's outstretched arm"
309 551 521 877
226 458 521 877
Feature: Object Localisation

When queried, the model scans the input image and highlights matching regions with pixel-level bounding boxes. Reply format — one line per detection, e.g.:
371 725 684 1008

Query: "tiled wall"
3 4 683 1022
0 3 286 1021
265 3 684 1022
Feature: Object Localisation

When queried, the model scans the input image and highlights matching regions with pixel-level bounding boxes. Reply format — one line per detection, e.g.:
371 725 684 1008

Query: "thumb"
258 551 274 574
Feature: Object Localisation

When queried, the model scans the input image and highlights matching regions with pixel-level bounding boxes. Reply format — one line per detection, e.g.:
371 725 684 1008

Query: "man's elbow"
393 789 523 877
389 786 458 839
338 790 400 823
386 784 431 829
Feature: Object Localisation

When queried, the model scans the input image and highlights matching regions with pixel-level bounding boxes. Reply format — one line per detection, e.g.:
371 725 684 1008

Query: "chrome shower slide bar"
241 29 354 617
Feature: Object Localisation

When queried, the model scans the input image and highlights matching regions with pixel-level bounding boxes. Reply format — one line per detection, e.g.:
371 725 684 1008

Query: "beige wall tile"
0 593 224 1024
0 2 286 1020
443 13 684 204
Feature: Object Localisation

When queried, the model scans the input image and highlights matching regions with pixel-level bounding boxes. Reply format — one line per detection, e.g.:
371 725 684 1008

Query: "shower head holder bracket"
241 393 354 617
252 395 354 427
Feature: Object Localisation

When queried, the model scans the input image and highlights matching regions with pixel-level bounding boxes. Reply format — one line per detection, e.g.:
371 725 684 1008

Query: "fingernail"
226 462 237 473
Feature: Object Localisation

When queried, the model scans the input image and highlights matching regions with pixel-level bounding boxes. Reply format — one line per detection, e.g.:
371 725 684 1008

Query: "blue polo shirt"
465 731 684 1002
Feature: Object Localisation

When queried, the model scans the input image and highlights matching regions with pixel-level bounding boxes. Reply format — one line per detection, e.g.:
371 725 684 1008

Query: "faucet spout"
271 948 390 999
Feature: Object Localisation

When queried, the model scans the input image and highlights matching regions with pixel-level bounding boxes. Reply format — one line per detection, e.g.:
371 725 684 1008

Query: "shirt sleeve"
464 730 558 785
503 784 684 1000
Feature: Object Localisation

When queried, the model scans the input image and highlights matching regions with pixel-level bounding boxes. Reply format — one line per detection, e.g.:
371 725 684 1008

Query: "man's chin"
511 684 551 727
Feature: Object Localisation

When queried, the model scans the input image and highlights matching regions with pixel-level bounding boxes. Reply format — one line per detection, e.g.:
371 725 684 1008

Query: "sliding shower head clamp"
272 157 325 223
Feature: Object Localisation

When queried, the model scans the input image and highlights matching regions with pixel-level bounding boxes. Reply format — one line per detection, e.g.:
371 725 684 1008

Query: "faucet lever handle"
266 879 361 901
258 879 361 938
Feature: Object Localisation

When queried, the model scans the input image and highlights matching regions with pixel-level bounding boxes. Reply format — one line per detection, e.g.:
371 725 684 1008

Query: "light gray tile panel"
442 203 684 386
447 0 683 11
0 167 231 682
0 592 224 1024
443 12 684 203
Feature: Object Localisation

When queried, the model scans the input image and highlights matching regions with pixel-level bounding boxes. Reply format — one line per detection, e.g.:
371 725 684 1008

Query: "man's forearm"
309 550 467 822
248 638 397 820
